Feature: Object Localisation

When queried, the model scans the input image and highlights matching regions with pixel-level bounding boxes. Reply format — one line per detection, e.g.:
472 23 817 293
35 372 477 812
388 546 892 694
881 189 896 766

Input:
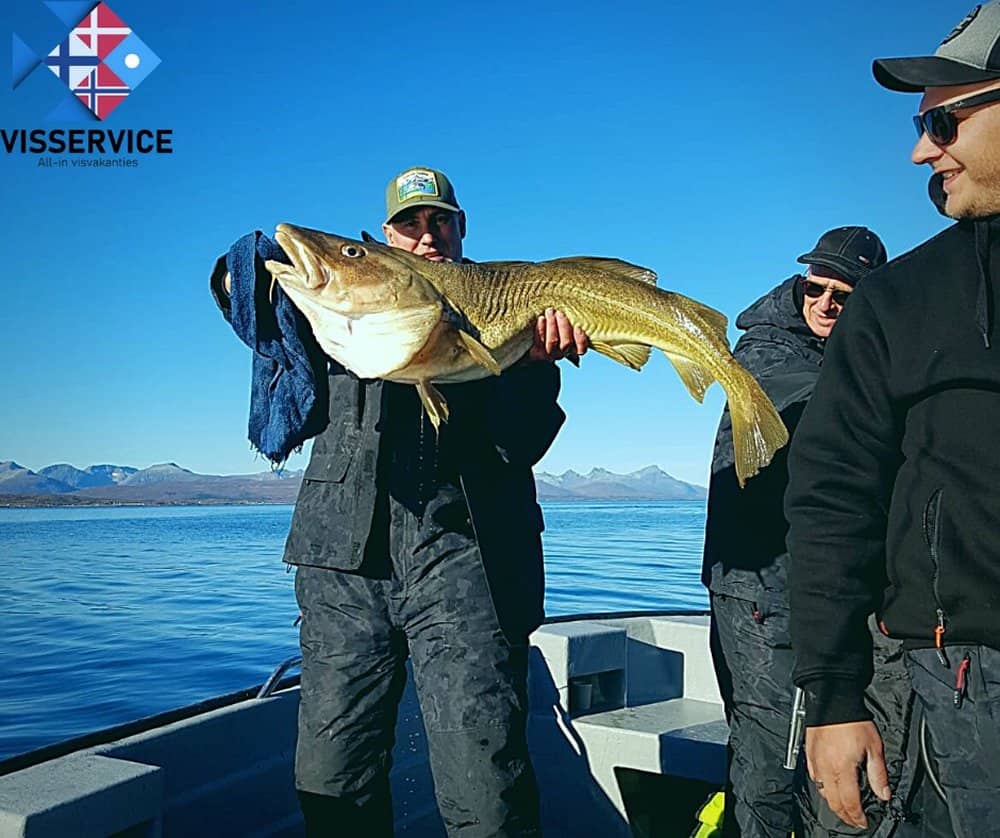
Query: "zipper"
923 489 950 667
458 473 480 546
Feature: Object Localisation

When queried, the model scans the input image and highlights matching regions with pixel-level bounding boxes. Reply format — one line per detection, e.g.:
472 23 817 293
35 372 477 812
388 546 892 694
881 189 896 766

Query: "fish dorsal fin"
542 257 658 286
416 381 450 431
681 296 729 336
458 330 502 376
590 340 653 371
663 351 716 403
698 306 728 336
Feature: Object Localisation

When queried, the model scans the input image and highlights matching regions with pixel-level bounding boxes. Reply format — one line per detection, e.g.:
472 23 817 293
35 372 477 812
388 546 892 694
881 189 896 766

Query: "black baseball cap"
797 226 888 286
874 2 1000 92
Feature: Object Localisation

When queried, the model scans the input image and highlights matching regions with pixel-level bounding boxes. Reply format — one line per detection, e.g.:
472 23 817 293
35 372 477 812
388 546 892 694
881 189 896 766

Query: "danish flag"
72 3 132 59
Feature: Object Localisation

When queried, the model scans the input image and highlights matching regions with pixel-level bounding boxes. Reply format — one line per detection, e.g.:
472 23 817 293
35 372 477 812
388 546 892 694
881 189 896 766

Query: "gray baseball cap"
874 2 1000 92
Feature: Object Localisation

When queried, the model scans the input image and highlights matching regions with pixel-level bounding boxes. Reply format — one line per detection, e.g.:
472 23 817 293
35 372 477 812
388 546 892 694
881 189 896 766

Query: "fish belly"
282 286 442 379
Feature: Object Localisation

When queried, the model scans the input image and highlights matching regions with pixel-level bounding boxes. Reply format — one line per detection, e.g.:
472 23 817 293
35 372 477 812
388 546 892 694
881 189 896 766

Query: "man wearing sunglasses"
786 3 1000 835
702 225 886 837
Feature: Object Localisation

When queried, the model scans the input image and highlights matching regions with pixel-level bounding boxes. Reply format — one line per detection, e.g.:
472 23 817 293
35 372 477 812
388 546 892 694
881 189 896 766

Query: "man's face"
801 267 854 339
912 79 1000 219
382 205 466 262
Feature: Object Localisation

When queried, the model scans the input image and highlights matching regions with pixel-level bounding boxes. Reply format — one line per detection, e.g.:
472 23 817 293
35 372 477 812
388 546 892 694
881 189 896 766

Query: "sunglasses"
801 279 851 306
913 87 1000 146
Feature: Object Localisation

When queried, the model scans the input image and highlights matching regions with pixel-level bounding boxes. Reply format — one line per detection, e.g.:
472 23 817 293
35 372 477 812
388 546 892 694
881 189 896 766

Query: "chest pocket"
304 444 355 483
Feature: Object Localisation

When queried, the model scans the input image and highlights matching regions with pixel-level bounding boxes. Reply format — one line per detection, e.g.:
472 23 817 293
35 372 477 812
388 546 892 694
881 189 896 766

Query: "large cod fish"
265 223 788 486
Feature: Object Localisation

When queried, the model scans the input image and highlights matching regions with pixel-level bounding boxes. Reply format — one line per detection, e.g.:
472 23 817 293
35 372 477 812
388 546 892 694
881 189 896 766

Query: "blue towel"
225 231 328 464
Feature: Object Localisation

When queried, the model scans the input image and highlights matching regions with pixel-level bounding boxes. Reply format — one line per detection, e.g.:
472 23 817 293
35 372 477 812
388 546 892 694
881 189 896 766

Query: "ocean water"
0 501 707 762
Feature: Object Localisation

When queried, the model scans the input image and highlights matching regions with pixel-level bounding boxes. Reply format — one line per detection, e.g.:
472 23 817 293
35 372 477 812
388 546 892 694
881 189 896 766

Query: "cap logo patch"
396 169 440 204
941 5 981 46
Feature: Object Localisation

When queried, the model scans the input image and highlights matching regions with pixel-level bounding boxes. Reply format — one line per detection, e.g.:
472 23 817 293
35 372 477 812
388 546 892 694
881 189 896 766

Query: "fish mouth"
271 224 328 290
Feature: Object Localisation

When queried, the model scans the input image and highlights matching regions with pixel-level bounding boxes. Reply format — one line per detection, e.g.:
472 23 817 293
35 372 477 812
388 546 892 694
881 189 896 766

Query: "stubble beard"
947 140 1000 219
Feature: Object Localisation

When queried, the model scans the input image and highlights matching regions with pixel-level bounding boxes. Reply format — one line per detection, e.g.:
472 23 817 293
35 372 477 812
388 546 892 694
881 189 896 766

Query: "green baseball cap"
384 167 461 224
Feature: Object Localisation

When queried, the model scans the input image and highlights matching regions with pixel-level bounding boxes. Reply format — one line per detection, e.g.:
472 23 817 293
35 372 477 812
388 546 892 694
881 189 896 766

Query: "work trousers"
294 489 541 837
886 645 1000 838
711 591 798 837
711 593 909 838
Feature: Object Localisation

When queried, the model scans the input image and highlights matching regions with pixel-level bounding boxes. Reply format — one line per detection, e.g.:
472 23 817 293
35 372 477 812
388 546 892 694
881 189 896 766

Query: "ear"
382 222 394 246
458 209 467 239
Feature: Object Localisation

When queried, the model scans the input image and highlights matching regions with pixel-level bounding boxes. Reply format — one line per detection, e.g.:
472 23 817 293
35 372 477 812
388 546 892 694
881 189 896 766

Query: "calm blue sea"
0 501 708 762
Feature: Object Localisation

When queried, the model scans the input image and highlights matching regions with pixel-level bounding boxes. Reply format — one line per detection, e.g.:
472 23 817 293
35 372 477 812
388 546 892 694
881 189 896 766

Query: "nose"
817 288 840 309
911 129 942 165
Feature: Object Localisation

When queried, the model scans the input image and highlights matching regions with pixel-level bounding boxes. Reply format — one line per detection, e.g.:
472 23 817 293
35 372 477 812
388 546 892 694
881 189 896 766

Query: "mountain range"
534 466 705 500
0 461 705 507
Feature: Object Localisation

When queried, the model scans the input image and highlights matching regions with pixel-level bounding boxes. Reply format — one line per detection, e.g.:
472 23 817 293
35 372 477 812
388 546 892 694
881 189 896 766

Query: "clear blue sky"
0 0 960 485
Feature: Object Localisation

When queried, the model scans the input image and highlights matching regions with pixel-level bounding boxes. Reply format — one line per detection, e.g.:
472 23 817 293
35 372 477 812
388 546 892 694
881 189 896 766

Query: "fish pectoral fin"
590 341 653 371
458 330 502 376
416 381 450 430
663 351 715 403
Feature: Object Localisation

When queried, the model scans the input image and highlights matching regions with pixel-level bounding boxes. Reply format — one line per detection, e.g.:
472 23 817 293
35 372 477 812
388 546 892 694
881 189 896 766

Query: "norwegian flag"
45 33 100 90
71 2 131 59
74 63 130 120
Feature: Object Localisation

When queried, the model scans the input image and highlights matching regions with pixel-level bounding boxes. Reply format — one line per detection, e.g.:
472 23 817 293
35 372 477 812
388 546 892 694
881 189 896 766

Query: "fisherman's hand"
805 721 890 829
528 308 590 364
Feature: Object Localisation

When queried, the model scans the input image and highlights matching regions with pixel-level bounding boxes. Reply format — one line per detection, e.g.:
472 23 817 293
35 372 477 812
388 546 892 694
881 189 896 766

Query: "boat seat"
529 614 728 835
574 697 727 784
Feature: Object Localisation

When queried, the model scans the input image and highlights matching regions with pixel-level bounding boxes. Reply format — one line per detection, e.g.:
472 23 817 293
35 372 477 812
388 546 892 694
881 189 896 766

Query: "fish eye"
341 244 366 258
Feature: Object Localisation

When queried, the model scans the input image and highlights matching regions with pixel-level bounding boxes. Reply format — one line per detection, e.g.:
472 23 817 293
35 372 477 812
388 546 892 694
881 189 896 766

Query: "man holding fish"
214 165 588 837
216 156 789 833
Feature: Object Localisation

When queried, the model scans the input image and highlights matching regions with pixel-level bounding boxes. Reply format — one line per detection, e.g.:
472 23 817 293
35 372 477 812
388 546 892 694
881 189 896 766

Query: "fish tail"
724 368 789 487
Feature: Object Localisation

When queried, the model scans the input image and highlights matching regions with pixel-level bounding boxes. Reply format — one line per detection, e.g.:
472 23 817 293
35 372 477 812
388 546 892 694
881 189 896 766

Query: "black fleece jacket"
786 217 1000 726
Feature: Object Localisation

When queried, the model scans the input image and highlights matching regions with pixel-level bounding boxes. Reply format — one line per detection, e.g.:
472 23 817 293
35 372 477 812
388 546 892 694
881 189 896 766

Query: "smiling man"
702 225 886 837
786 3 1000 835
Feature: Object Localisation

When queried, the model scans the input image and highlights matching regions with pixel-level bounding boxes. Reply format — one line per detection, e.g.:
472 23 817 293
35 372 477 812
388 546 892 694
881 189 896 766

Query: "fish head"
265 223 446 378
267 223 442 314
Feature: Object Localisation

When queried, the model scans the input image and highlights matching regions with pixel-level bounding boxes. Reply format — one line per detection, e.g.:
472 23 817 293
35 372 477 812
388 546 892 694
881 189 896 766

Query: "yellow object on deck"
690 791 725 838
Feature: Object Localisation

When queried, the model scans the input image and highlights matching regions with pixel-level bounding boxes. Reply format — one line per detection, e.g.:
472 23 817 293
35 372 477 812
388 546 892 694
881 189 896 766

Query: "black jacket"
702 276 824 599
284 365 564 641
786 217 1000 725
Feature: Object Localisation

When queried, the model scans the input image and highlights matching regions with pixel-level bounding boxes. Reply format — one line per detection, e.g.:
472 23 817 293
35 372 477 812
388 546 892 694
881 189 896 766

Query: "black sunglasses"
913 87 1000 146
801 279 851 306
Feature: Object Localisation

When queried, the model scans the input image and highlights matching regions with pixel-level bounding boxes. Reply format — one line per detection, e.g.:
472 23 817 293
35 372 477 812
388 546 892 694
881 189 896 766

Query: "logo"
397 169 440 203
12 1 161 120
940 5 981 47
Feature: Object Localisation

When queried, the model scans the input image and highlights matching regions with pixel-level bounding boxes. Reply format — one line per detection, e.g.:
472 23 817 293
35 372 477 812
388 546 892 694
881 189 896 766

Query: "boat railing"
255 655 302 699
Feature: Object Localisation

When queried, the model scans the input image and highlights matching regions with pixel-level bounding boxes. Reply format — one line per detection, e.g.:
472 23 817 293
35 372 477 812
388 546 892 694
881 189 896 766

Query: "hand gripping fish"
264 224 788 486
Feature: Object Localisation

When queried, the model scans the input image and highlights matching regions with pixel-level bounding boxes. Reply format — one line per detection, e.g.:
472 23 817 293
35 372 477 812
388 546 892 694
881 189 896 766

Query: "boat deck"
0 611 727 837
